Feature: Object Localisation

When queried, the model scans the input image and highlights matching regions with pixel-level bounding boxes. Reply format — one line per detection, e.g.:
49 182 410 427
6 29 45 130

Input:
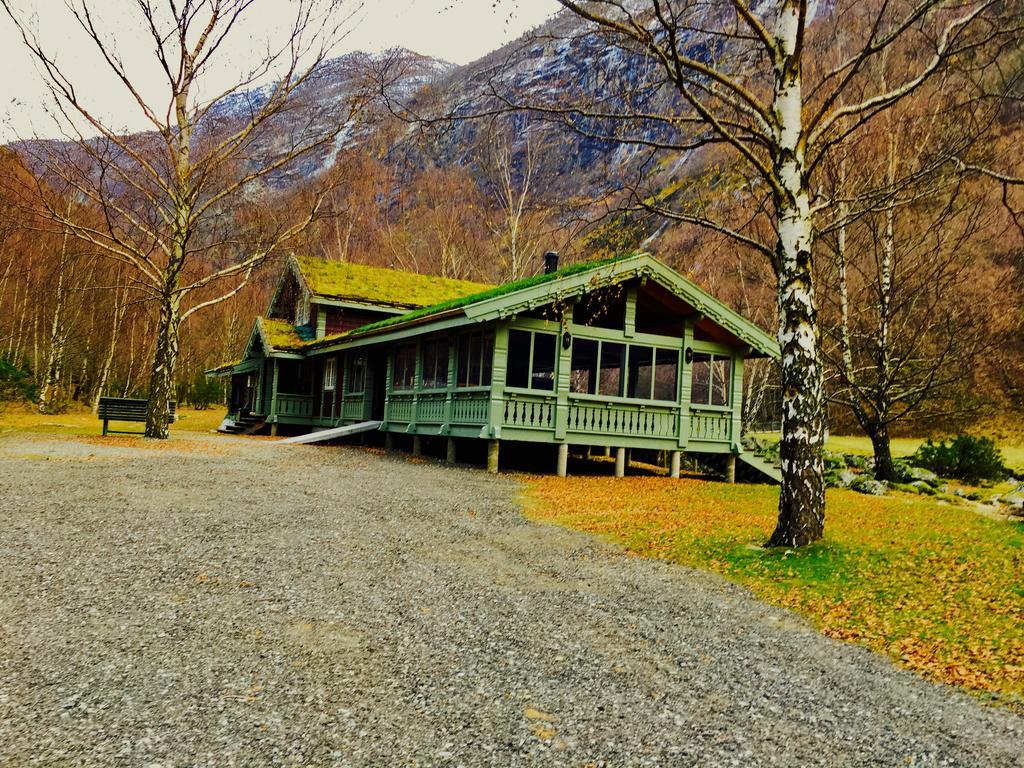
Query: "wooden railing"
386 393 415 423
689 408 732 443
568 398 677 439
341 393 365 421
385 390 490 426
501 392 733 445
502 393 556 430
450 391 489 425
276 393 314 418
416 393 447 424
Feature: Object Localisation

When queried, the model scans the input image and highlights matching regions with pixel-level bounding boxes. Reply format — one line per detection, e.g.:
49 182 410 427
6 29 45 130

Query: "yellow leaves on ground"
523 476 1024 709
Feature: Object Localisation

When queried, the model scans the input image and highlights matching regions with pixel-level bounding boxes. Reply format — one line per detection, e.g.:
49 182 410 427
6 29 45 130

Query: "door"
369 349 387 420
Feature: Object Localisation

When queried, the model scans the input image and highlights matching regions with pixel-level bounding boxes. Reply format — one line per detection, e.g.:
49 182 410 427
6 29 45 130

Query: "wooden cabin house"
209 252 780 480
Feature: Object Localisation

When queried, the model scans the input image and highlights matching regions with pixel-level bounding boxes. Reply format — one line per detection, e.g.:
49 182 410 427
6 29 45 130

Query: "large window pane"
653 349 679 401
691 352 711 404
711 356 731 406
506 329 530 388
456 336 470 387
627 345 653 399
599 342 625 397
347 353 366 393
531 332 556 391
421 339 448 389
392 344 416 390
570 338 598 394
481 334 494 386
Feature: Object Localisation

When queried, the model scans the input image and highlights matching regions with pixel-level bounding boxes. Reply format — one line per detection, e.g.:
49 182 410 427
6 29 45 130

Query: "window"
598 342 625 397
653 349 679 401
392 344 416 390
346 353 366 393
421 339 449 389
711 356 731 406
627 345 653 399
505 329 557 392
323 358 337 391
506 330 531 389
570 338 598 394
531 333 556 391
690 352 731 406
456 332 493 388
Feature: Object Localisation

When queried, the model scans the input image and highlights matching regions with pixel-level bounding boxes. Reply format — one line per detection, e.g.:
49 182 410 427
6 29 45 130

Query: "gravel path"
0 433 1021 767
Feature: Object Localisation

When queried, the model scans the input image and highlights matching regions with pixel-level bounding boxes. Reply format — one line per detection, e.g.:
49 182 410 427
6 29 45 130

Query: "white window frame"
323 358 337 391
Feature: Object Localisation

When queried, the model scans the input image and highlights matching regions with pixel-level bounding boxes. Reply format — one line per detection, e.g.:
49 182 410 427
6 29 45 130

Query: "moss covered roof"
259 317 313 351
311 255 628 347
293 255 491 309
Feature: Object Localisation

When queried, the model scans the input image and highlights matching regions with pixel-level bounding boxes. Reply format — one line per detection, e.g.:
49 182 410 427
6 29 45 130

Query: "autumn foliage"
524 476 1024 708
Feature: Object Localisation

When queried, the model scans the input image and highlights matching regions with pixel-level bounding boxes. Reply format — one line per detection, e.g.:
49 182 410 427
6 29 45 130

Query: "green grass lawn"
750 432 1024 471
0 403 226 438
524 475 1024 709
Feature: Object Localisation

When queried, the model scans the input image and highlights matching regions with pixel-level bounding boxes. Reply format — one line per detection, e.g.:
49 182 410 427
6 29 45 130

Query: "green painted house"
209 252 780 479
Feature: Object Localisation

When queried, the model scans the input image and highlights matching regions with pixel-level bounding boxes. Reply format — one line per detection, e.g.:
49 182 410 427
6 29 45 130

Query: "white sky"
0 0 561 142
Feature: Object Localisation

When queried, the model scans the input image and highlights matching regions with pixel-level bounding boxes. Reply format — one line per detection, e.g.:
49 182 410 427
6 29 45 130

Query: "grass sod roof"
259 317 314 351
292 255 492 309
310 254 628 347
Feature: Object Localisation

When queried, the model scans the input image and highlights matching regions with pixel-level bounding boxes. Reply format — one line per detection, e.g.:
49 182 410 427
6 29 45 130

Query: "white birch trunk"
768 0 825 547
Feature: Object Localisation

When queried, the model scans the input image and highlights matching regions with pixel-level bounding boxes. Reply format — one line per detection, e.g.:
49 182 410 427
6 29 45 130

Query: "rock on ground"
0 434 1021 767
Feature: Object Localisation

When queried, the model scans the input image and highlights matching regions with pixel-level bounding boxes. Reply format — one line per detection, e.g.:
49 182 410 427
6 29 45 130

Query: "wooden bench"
98 397 176 435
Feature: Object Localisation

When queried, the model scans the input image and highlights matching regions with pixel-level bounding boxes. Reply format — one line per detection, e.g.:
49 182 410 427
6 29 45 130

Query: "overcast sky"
0 0 561 142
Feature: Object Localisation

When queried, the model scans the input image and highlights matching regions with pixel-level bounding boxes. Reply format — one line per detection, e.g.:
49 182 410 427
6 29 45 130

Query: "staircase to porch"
218 412 267 435
739 436 782 483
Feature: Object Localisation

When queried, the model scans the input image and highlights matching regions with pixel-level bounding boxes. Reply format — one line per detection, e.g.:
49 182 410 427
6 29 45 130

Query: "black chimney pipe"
543 251 559 274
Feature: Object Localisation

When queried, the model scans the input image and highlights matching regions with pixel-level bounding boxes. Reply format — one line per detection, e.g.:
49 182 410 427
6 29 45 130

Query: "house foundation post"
270 422 278 437
726 453 737 484
615 447 626 478
446 437 457 464
487 439 500 474
556 443 569 477
384 432 393 452
412 435 422 457
670 451 681 479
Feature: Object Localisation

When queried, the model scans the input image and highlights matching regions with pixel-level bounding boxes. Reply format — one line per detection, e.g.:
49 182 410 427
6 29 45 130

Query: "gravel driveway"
0 433 1020 767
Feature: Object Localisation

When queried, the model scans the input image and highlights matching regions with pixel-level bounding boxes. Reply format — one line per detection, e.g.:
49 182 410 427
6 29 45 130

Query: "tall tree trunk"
39 216 72 413
768 1 825 547
868 422 896 482
145 289 181 439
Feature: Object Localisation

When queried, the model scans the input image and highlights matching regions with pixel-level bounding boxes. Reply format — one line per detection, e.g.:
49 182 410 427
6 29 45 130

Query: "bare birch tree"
488 0 1015 545
2 0 371 437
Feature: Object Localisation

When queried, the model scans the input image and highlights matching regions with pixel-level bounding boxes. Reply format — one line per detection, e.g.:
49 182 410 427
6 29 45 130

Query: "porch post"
487 439 500 473
614 447 626 478
269 359 280 436
678 318 695 449
556 443 569 477
384 431 393 452
412 435 422 457
730 354 745 452
726 453 737 484
446 436 457 464
670 450 681 479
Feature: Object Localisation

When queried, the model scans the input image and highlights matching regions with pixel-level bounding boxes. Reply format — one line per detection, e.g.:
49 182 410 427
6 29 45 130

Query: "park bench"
98 397 175 435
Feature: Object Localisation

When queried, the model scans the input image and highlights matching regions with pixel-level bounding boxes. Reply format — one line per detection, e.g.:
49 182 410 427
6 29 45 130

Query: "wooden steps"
218 413 266 435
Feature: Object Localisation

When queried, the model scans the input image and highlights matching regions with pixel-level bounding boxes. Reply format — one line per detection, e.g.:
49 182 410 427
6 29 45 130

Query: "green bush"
0 353 35 402
911 435 1009 484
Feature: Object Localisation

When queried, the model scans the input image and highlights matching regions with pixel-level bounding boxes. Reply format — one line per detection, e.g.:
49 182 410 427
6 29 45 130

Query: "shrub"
0 353 36 403
911 435 1009 484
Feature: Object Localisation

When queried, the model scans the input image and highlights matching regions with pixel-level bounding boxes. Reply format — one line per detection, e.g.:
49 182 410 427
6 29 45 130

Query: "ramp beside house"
278 421 383 445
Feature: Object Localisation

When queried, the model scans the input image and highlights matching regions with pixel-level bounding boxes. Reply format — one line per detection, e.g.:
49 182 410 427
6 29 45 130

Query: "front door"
369 349 387 420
